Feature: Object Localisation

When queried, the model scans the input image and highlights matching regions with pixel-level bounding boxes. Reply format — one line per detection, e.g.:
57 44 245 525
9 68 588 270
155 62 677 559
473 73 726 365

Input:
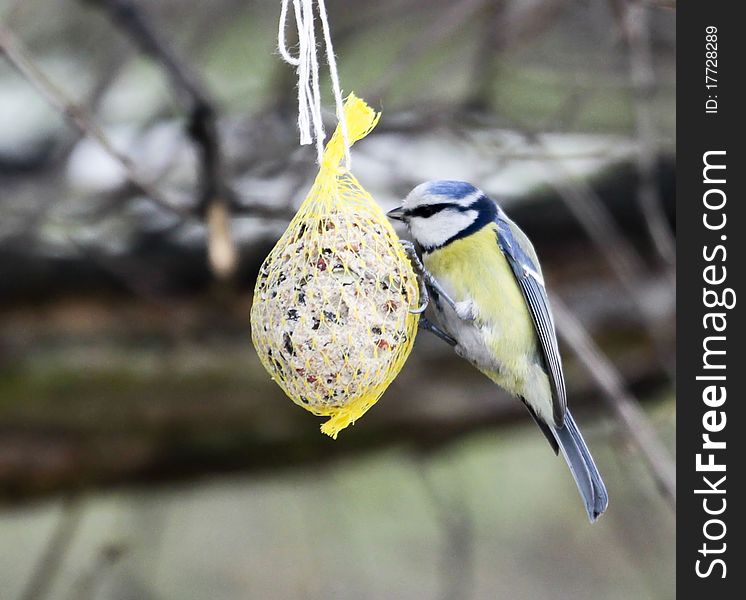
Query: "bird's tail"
554 410 609 522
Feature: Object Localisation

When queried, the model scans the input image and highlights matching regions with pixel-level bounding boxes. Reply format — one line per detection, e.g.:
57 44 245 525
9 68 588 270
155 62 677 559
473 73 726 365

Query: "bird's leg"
418 316 457 347
401 240 429 314
400 240 475 322
400 240 463 346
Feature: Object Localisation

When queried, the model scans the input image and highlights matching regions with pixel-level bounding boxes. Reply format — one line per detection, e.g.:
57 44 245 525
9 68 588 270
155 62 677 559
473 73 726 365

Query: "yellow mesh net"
250 94 419 438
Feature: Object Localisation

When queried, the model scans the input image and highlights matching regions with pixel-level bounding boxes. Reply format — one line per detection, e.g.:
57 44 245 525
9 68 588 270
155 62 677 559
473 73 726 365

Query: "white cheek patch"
409 209 477 249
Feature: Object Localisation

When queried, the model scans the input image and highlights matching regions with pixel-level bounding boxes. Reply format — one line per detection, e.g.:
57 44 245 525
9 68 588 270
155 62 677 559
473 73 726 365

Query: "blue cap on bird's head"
422 180 480 199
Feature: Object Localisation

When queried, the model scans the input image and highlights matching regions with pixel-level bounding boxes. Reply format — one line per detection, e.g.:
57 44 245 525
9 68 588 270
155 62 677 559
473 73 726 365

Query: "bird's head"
387 180 498 252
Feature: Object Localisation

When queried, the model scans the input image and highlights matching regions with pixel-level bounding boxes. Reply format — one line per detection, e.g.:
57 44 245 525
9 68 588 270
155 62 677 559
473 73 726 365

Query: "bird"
387 180 608 522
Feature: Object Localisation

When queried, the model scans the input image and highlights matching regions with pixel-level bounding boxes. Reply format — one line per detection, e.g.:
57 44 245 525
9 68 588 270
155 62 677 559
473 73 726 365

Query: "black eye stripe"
408 203 455 218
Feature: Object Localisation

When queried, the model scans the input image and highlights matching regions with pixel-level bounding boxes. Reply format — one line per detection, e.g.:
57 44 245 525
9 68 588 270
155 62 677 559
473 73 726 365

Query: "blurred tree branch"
618 0 676 270
0 25 193 221
0 306 670 503
416 460 475 600
18 495 84 600
367 0 487 100
545 159 675 378
82 0 237 279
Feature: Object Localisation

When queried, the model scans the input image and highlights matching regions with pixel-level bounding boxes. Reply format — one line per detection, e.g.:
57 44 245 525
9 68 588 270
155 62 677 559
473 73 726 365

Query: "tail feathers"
553 410 609 523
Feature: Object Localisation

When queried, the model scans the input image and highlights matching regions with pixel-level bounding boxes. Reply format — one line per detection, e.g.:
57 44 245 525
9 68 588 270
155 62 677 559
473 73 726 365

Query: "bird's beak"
387 206 406 221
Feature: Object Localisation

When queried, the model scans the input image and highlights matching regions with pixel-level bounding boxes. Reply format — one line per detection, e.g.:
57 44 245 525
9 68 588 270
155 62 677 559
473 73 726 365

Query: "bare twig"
552 298 676 508
82 0 221 212
541 155 676 379
462 0 504 111
11 45 133 239
84 0 237 279
367 0 487 100
465 0 567 111
620 0 676 269
206 200 236 279
415 460 475 600
0 26 192 221
18 495 85 600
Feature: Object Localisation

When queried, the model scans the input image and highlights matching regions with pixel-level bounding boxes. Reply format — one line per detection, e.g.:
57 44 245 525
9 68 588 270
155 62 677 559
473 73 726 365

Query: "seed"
283 333 294 356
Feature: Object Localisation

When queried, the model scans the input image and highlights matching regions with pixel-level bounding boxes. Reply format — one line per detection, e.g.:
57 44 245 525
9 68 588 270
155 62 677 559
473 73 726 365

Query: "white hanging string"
278 0 351 168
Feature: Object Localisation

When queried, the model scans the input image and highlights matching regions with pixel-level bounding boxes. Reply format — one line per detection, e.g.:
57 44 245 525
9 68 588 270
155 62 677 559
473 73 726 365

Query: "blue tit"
388 180 608 522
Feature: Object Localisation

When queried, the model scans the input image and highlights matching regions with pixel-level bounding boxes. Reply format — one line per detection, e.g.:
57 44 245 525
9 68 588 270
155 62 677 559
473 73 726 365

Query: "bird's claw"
409 295 428 314
401 240 430 314
400 239 417 253
399 240 473 322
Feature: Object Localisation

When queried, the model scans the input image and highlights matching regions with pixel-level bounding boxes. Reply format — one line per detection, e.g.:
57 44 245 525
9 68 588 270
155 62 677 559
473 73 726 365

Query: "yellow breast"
423 225 540 388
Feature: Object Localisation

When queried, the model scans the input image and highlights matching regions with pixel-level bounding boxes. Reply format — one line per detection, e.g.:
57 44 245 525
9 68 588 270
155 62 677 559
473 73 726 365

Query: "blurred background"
0 1 675 599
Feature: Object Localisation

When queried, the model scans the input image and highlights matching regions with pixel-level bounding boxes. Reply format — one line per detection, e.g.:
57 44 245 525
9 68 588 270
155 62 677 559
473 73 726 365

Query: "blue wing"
495 215 567 427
